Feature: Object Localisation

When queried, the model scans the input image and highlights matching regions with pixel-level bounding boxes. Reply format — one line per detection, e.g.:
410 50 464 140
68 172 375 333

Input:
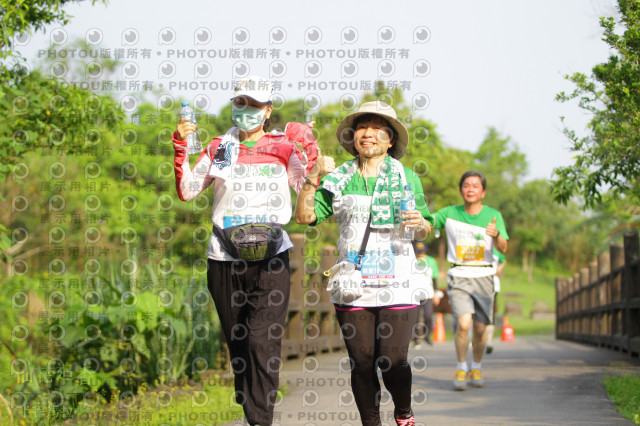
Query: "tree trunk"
528 251 536 283
522 249 529 272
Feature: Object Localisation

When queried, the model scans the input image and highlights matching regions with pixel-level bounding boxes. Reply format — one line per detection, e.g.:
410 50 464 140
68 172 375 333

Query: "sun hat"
335 100 409 159
413 240 428 254
230 76 273 103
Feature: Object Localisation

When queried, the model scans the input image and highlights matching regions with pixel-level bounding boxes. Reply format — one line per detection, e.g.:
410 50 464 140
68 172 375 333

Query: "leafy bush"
3 259 220 424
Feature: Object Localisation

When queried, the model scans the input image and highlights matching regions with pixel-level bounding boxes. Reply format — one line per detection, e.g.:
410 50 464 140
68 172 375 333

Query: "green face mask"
231 105 267 132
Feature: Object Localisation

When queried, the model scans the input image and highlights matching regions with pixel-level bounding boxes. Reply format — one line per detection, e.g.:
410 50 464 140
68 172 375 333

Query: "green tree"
510 180 552 280
0 0 121 184
0 68 123 176
511 179 611 273
552 0 640 208
473 127 527 231
0 0 103 56
0 1 122 269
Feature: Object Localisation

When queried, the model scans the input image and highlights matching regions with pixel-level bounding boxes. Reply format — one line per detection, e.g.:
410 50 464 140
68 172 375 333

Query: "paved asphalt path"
222 335 639 425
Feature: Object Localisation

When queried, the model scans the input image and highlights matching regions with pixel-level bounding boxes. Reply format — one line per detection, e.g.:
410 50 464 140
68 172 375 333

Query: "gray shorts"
447 275 495 324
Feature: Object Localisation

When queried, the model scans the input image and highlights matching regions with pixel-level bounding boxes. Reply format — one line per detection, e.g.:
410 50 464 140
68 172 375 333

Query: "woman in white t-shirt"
173 76 317 426
296 101 434 426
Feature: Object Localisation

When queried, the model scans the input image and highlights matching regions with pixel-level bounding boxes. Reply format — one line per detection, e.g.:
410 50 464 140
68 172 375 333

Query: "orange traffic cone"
501 316 515 342
433 313 446 343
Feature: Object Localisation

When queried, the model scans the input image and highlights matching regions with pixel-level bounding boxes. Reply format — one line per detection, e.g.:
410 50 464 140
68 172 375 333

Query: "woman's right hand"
176 119 197 141
309 150 335 179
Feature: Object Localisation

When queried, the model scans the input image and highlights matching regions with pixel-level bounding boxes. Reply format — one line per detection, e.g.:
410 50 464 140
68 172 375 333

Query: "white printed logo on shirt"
446 219 493 266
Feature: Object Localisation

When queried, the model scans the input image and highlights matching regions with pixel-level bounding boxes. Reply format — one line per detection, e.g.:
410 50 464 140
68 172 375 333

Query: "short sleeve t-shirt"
310 166 434 307
435 205 508 277
312 167 435 226
240 140 258 149
426 255 439 280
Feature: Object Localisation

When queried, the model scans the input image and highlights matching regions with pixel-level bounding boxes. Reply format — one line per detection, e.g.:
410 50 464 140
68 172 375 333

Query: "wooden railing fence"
282 234 343 358
556 230 640 356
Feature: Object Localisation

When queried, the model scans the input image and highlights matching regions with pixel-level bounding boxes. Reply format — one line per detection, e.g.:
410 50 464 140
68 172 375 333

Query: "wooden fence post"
623 230 639 356
580 268 589 339
597 252 610 346
320 245 340 350
573 273 580 337
568 277 574 335
285 233 305 358
555 277 563 339
567 277 575 339
610 244 625 349
589 261 598 336
304 263 327 354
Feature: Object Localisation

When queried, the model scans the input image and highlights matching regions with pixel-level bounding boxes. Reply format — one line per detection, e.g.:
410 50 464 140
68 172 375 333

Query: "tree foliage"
0 0 105 58
0 0 121 185
0 68 123 180
552 0 640 208
473 127 527 215
0 1 122 278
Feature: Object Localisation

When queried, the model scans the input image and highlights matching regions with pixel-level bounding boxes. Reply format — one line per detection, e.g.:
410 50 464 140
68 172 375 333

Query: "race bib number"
456 242 485 264
223 214 270 228
347 250 395 279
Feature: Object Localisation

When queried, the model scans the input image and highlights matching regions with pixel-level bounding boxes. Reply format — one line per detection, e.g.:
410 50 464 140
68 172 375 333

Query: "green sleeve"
311 183 334 226
434 207 448 229
426 255 439 279
406 169 435 226
496 211 509 240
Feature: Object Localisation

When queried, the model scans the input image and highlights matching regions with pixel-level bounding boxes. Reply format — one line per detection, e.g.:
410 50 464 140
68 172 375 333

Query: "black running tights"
336 306 418 426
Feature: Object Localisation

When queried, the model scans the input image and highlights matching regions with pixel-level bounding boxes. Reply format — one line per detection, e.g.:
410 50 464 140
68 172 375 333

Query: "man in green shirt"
434 171 508 391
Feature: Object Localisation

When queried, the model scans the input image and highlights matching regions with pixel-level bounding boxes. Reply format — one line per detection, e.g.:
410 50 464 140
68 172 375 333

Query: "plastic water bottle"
400 184 416 241
180 102 203 154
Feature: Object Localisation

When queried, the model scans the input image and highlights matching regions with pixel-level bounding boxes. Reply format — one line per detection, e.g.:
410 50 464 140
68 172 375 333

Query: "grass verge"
66 374 244 426
497 262 559 317
603 374 640 425
505 317 554 336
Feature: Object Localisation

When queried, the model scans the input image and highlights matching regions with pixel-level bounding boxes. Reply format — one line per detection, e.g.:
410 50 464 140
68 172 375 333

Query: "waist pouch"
324 260 363 304
213 223 284 261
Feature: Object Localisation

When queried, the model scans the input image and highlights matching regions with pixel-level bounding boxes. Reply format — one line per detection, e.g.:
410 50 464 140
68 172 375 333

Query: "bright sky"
17 0 618 180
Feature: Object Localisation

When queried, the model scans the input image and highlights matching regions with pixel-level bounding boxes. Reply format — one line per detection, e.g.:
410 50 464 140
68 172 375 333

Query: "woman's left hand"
402 210 428 230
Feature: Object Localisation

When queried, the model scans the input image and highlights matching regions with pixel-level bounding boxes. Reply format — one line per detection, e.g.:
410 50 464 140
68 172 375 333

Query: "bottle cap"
181 102 189 107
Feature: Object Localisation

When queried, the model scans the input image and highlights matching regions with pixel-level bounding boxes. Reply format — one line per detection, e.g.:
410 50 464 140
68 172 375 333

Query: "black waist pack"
213 223 284 261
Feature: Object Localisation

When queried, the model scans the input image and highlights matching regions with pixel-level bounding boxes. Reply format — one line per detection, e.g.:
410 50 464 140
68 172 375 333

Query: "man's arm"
494 235 508 254
486 217 508 253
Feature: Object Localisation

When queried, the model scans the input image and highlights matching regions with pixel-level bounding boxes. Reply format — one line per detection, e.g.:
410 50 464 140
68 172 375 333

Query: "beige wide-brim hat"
336 100 409 159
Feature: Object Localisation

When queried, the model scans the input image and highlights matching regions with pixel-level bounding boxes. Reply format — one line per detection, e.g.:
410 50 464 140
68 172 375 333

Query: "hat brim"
335 111 409 160
230 92 272 104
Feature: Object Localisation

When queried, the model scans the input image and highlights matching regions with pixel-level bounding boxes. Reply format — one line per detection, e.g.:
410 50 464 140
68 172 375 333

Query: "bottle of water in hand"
400 184 416 241
180 102 203 154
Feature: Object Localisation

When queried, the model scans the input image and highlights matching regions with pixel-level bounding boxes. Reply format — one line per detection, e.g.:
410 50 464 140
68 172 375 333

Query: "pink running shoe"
394 410 415 426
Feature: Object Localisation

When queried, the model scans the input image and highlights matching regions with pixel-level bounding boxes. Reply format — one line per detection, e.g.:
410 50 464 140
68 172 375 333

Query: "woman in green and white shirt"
296 101 434 426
